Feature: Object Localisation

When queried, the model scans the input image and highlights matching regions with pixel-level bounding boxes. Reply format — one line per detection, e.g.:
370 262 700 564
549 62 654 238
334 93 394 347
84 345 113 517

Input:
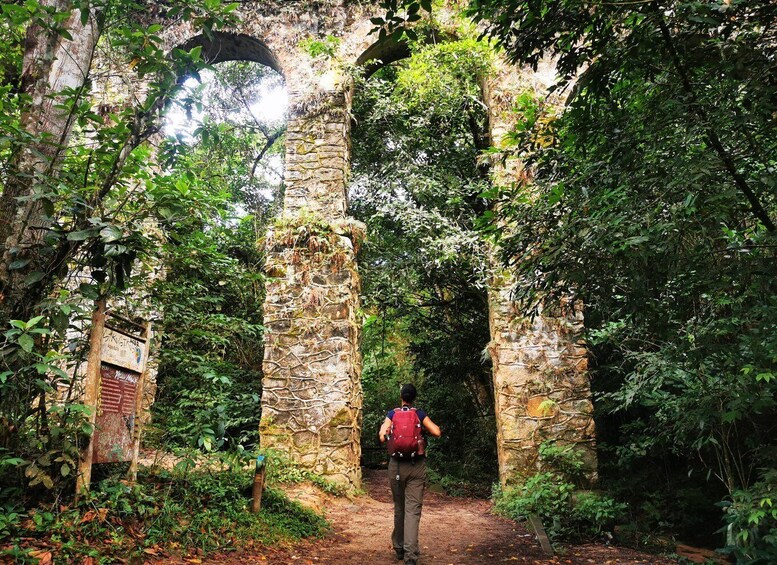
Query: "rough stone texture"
150 1 385 489
487 275 597 483
283 87 353 218
484 61 598 484
260 213 364 488
258 68 363 488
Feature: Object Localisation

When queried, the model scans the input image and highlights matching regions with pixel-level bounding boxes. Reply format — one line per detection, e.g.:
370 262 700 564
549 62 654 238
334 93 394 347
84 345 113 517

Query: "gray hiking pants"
389 457 427 562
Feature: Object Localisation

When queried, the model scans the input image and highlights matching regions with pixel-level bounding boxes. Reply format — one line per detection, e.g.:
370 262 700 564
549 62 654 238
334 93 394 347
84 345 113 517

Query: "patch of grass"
0 457 329 563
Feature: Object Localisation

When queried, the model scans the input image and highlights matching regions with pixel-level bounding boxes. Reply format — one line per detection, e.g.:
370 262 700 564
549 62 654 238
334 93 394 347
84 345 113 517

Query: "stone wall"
484 61 597 484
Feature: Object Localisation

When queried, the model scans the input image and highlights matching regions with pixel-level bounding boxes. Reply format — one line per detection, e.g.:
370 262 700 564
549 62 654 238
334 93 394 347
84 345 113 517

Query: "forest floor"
157 468 678 565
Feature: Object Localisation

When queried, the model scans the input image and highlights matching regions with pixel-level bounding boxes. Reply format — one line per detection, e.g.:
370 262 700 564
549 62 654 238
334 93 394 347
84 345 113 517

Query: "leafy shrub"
0 459 328 561
495 472 573 525
573 491 628 538
495 442 626 542
495 472 626 541
722 469 777 563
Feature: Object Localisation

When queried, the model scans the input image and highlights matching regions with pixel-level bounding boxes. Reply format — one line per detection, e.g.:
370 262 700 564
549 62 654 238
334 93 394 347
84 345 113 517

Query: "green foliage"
495 441 625 540
151 60 285 454
462 0 777 548
495 472 573 530
722 470 777 563
496 440 628 544
494 472 627 542
537 441 585 484
0 0 249 498
351 38 497 486
0 459 327 561
300 35 341 59
262 449 347 496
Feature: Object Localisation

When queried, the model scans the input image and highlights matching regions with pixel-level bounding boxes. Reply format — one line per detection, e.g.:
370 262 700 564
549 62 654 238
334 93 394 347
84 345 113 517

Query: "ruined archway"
150 2 597 490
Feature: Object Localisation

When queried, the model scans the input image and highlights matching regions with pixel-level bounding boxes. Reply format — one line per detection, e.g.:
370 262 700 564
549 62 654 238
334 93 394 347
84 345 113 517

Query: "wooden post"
127 321 153 483
75 298 106 499
251 455 267 513
528 514 554 557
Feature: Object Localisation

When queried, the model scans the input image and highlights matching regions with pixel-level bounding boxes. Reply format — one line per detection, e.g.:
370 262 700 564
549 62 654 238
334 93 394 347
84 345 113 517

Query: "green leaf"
18 333 35 353
8 259 31 270
99 225 123 242
23 271 45 286
67 229 96 241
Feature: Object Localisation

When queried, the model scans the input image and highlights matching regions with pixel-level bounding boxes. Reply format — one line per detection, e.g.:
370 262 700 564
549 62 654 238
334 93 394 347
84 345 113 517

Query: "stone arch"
181 32 283 74
139 2 596 490
355 28 448 78
356 36 411 78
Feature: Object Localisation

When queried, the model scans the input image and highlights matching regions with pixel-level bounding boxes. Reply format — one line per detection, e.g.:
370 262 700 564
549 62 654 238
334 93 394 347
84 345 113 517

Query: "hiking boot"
394 549 404 560
404 560 416 565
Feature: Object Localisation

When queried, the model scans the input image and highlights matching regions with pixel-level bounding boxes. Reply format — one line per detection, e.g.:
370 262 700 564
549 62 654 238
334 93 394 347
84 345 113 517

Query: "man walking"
379 384 442 565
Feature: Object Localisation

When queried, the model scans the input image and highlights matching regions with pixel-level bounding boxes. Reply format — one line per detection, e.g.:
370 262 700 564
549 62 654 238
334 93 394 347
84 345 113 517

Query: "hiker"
379 383 442 565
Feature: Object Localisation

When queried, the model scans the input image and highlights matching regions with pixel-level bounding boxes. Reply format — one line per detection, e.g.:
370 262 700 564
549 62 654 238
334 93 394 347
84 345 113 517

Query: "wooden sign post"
76 299 107 499
76 304 152 497
251 455 267 513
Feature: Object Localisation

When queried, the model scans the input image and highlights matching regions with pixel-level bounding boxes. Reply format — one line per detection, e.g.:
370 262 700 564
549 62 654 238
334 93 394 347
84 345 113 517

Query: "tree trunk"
0 1 100 321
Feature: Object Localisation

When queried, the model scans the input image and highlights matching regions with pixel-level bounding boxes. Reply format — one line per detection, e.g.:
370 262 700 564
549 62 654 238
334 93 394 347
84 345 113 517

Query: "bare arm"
422 416 441 438
379 417 392 443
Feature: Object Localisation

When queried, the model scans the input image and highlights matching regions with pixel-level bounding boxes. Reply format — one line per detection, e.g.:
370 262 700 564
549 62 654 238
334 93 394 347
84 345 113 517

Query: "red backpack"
387 407 425 459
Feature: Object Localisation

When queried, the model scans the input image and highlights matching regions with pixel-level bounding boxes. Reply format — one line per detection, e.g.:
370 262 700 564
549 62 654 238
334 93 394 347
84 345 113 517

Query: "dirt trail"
160 467 676 565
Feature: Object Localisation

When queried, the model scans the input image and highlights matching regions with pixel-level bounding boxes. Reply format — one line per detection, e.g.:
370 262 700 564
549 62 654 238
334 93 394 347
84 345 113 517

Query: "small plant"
494 441 626 542
721 469 777 563
573 491 628 537
538 440 585 483
263 449 347 496
494 471 574 539
300 35 340 59
0 505 22 540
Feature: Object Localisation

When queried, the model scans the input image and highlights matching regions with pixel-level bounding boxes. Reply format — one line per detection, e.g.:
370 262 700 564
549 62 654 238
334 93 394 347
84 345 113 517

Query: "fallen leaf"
80 510 96 523
29 550 52 565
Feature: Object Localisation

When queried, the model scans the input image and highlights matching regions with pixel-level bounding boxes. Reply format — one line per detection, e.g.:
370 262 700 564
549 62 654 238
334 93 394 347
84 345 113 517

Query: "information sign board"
102 327 145 373
93 365 140 463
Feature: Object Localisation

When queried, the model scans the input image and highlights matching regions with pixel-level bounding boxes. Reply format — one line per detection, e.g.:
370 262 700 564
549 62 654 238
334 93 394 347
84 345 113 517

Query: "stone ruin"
100 0 598 489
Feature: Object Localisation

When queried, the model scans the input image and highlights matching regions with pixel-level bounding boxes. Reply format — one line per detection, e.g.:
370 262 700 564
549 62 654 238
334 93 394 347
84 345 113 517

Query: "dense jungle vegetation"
1 0 776 563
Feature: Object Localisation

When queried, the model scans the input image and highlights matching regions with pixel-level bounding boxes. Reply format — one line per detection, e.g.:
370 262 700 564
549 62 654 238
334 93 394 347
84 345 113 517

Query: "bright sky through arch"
164 69 288 140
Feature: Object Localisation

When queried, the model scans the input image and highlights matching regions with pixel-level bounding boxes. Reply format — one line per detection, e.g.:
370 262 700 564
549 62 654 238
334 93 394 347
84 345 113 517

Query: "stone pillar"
488 275 596 483
259 79 364 489
484 61 597 485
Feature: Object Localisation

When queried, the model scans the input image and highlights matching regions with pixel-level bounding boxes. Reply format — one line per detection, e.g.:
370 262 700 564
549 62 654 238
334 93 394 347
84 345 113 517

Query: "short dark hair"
400 383 417 403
